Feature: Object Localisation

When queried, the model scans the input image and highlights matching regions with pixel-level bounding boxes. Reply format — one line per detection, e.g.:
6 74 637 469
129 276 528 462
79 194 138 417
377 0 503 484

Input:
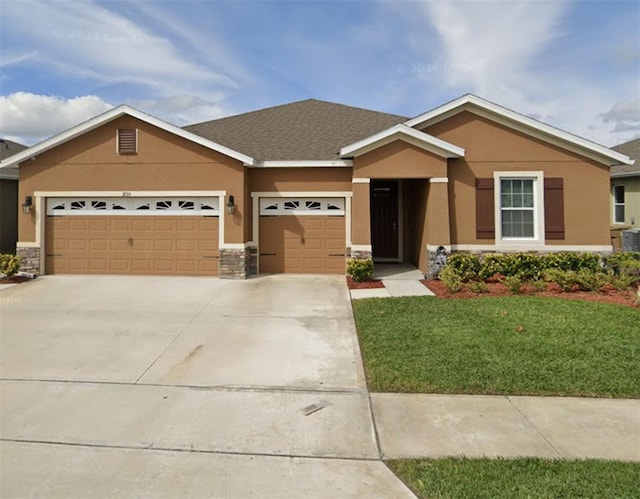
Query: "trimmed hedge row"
440 251 640 294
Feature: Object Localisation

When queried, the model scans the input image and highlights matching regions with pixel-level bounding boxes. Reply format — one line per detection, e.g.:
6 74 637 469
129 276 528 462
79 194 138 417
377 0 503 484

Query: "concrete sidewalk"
372 393 640 461
350 263 435 299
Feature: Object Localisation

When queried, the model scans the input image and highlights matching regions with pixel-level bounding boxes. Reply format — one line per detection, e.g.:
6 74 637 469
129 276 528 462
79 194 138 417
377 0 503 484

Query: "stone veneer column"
219 247 249 279
16 246 41 275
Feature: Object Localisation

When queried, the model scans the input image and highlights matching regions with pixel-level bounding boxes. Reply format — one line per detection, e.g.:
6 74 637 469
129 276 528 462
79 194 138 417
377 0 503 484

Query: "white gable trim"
0 105 254 170
404 94 632 167
340 123 464 159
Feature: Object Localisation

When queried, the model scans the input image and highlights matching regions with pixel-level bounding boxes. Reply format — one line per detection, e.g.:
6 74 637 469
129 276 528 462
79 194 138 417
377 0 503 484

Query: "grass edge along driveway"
387 457 640 499
353 296 640 398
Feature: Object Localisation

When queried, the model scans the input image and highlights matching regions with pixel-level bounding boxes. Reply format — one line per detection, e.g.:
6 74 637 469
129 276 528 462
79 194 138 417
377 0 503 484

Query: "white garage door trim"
251 191 352 273
33 190 227 273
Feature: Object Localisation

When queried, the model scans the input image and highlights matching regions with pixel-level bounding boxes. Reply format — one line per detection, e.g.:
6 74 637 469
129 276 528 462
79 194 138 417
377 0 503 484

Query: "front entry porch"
368 178 450 274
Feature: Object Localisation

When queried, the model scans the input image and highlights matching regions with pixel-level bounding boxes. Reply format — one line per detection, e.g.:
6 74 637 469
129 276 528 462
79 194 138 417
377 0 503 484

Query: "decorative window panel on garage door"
259 197 345 215
47 197 219 215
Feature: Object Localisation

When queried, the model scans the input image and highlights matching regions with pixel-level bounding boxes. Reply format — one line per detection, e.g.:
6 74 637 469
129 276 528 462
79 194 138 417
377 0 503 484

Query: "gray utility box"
621 229 640 252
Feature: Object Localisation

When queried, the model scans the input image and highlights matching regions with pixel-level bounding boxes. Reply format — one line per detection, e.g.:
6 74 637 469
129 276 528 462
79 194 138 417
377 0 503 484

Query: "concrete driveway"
0 275 414 498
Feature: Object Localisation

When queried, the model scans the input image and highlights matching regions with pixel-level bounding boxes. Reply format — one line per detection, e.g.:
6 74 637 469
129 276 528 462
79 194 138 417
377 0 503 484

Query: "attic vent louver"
117 129 137 154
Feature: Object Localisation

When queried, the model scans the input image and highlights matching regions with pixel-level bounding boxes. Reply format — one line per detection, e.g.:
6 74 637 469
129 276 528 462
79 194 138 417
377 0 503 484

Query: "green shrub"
607 272 637 291
503 253 545 280
0 254 21 278
604 252 640 273
502 274 523 294
446 253 481 281
530 279 548 292
541 252 600 272
466 280 488 294
544 269 578 292
346 258 374 282
479 254 503 280
439 265 463 294
574 269 608 292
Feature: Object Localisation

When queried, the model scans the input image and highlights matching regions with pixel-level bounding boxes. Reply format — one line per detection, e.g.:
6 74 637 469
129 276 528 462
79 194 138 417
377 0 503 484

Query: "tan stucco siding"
353 141 447 179
18 116 246 244
423 111 595 163
445 161 611 246
423 113 612 246
351 182 371 246
249 167 352 192
610 176 640 227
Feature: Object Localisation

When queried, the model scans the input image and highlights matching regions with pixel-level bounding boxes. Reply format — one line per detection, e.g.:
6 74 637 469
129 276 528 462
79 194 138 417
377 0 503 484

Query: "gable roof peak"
404 94 633 166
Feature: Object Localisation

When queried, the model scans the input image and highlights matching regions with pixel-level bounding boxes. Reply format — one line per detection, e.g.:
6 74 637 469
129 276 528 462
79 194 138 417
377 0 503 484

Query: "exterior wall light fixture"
226 195 236 214
22 195 33 214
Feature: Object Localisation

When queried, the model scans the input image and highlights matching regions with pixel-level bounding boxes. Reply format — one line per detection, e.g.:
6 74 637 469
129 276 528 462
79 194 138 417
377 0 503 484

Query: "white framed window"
613 185 625 224
494 171 544 246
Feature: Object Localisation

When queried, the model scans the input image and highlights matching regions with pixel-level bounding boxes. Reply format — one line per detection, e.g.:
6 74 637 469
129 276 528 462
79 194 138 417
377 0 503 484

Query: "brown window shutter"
544 177 564 239
475 178 495 239
118 129 137 154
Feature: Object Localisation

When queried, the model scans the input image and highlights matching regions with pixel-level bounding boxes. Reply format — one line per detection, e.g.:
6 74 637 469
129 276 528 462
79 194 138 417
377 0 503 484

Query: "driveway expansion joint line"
0 378 368 395
505 395 564 458
0 438 381 463
133 285 227 384
366 392 383 460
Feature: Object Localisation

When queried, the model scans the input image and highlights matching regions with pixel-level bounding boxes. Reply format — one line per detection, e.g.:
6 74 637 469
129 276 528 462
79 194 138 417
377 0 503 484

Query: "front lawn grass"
387 458 640 499
353 296 639 397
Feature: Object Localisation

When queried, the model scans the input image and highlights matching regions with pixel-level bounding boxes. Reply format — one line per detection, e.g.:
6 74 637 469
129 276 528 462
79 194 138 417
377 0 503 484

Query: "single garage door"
45 197 219 276
259 197 346 274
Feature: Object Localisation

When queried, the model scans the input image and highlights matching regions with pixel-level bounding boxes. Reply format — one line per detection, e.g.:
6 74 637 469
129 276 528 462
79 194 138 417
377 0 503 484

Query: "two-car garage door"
44 195 347 276
45 197 219 276
258 197 346 274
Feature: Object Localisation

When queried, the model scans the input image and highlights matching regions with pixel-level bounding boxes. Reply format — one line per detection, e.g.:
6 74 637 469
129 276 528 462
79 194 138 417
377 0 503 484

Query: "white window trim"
612 185 625 224
493 171 545 247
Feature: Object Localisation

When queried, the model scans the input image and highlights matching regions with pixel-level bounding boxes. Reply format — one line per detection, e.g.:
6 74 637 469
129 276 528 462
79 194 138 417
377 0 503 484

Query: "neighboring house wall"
422 111 611 248
0 179 18 254
611 176 640 227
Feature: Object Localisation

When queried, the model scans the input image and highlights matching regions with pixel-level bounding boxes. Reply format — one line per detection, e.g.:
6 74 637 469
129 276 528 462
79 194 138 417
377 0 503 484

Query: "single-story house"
0 94 633 278
0 139 27 255
611 138 639 227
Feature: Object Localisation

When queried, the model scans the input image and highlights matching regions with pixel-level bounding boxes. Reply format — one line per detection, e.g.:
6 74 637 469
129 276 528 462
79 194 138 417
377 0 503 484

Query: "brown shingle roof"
0 139 27 178
611 138 640 176
184 99 407 161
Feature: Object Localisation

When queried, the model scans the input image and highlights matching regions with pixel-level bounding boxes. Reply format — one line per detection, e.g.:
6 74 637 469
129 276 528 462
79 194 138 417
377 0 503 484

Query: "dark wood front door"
370 181 398 259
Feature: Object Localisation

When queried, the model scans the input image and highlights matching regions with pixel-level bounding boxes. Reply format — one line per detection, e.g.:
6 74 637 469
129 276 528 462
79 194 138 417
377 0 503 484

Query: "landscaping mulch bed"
346 276 385 290
423 279 640 308
0 275 32 284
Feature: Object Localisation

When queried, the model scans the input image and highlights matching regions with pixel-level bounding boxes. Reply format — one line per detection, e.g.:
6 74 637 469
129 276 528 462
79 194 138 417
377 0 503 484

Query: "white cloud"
423 1 569 95
132 95 231 125
600 98 640 133
0 93 112 144
0 0 248 140
408 0 639 146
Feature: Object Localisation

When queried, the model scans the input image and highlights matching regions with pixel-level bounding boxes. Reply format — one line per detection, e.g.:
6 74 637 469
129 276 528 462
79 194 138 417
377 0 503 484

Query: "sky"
0 0 638 148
